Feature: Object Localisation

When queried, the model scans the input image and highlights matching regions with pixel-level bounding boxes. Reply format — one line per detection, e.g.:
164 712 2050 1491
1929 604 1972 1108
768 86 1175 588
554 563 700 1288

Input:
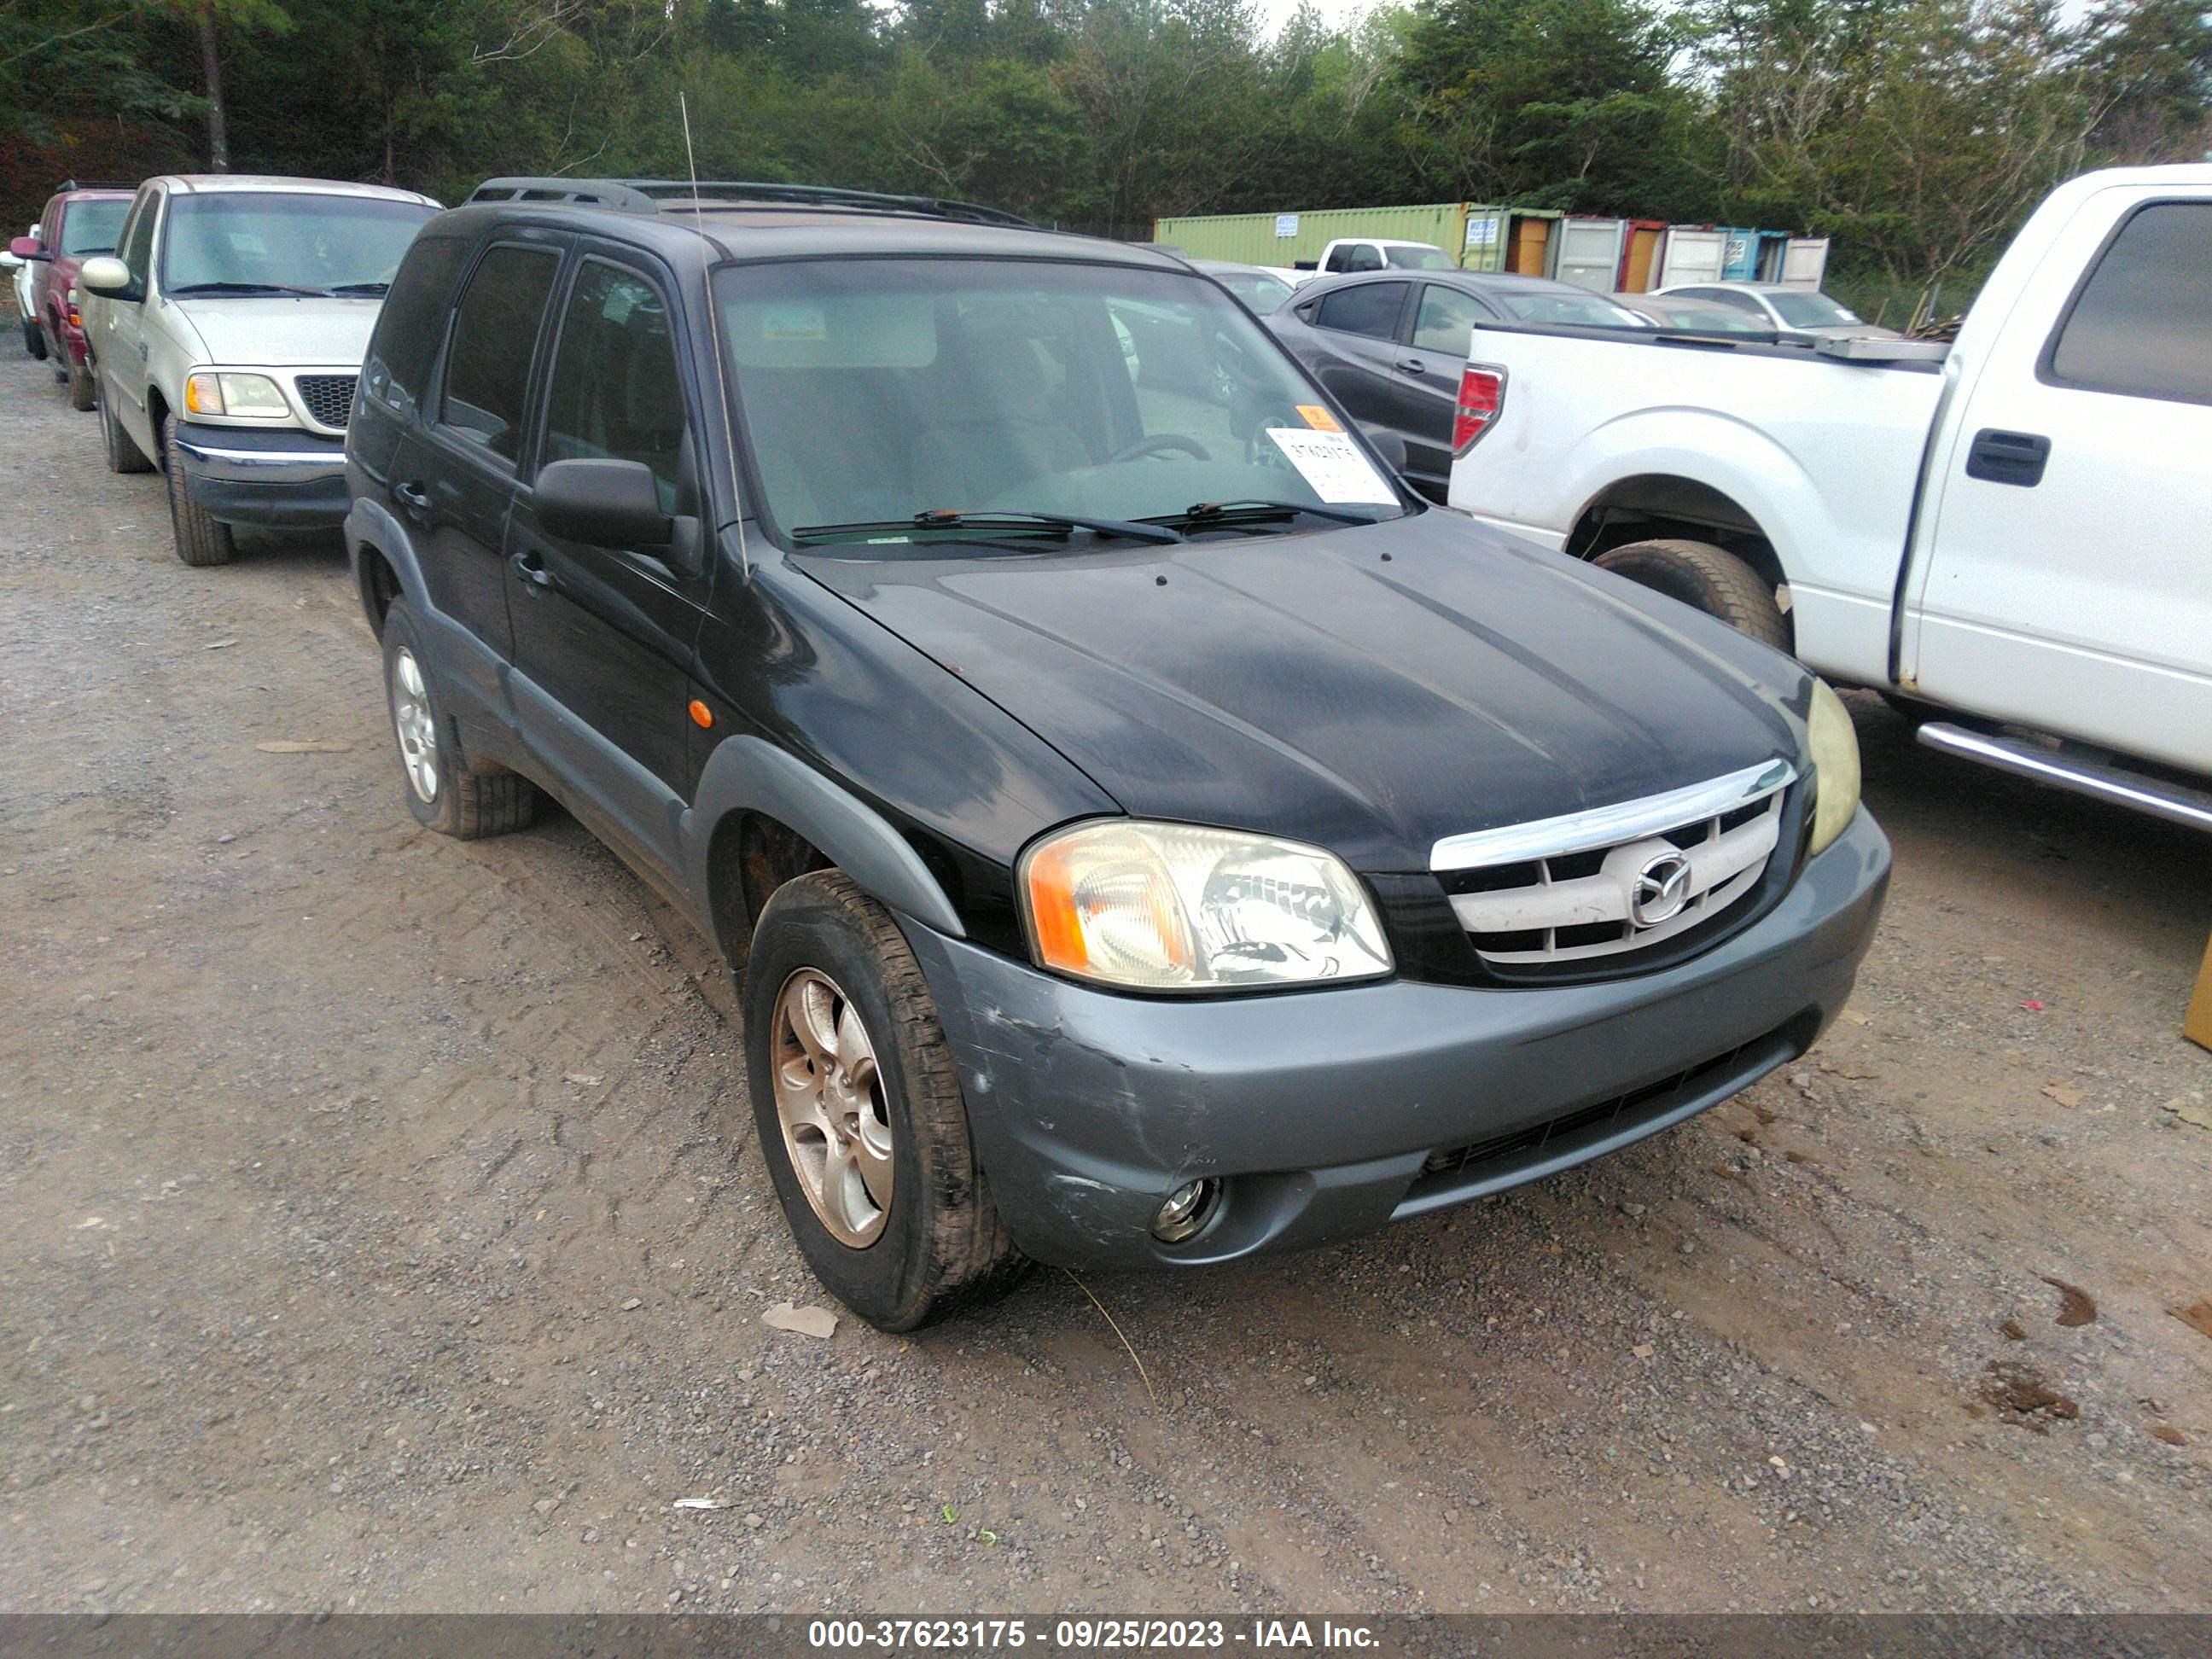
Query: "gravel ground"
3 341 2210 1616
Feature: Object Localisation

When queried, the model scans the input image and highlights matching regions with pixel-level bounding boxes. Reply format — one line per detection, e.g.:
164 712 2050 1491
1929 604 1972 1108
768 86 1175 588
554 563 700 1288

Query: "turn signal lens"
1807 678 1862 856
184 372 225 416
687 698 713 729
1452 364 1506 453
1021 820 1392 992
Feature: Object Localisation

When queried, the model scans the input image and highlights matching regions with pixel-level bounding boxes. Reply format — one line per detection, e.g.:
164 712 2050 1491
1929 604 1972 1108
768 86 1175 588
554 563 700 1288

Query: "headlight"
184 370 290 417
1021 819 1393 992
1807 678 1861 856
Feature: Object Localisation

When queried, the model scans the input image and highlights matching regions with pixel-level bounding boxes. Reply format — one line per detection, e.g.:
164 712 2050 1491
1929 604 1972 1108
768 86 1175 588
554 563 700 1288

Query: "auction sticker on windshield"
1266 428 1397 504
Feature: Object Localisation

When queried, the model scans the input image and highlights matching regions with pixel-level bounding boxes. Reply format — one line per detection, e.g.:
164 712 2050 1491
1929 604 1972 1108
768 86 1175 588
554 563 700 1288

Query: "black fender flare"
346 496 428 630
683 736 965 942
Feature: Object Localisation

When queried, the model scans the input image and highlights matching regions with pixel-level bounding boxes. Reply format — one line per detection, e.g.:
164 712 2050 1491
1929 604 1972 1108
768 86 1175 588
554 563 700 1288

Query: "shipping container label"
1275 214 1299 239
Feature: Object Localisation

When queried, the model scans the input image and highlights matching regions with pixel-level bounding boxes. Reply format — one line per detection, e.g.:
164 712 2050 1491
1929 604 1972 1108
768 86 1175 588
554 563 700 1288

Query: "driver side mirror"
535 458 672 550
9 235 49 263
78 255 136 298
1365 428 1409 476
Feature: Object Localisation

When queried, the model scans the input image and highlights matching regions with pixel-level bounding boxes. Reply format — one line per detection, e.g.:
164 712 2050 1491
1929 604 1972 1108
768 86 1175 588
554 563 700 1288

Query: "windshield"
718 259 1410 541
1500 290 1648 329
61 199 129 256
1655 301 1765 333
1385 246 1457 271
1767 290 1861 328
1211 270 1294 313
160 193 435 295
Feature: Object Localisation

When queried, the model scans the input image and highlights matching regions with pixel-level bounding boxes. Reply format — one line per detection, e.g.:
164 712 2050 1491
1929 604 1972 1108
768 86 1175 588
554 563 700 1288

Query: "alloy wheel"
771 968 894 1247
390 646 439 803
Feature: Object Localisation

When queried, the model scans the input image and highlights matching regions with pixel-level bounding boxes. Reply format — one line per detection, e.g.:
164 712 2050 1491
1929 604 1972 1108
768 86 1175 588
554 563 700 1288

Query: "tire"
67 355 96 411
381 598 538 839
162 411 236 567
1593 537 1792 655
743 870 1028 1331
98 382 154 474
22 316 46 359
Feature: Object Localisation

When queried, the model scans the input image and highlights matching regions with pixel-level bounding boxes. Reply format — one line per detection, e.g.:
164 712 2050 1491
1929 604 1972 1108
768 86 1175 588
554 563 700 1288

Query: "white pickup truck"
1295 237 1458 280
1447 164 2212 831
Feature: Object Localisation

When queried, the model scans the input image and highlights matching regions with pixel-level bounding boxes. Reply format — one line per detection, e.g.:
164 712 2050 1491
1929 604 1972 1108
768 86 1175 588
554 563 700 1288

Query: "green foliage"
7 0 2208 288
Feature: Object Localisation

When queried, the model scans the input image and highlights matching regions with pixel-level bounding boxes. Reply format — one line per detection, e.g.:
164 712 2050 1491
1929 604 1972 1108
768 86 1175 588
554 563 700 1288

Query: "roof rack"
464 177 1033 229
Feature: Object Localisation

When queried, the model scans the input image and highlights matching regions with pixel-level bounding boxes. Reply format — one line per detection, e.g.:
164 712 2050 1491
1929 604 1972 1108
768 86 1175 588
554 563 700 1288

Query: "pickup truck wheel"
99 387 154 474
22 317 46 359
162 414 236 567
1594 538 1791 654
381 598 538 838
744 870 1028 1331
67 357 96 411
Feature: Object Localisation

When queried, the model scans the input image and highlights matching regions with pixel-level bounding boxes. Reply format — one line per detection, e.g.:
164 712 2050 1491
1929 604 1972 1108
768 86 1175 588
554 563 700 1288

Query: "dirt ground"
3 342 2211 1618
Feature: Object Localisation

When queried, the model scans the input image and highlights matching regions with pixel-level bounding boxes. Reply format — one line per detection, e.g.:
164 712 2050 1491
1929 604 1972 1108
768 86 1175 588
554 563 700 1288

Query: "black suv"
343 178 1890 1330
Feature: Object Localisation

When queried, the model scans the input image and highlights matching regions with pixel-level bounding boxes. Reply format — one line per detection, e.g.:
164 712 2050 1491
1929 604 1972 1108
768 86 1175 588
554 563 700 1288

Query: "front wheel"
1593 537 1791 654
743 870 1027 1331
21 316 46 359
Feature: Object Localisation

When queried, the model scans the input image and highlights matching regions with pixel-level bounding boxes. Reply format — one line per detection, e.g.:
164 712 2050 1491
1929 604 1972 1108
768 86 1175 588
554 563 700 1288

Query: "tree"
149 0 291 171
2076 0 2212 163
1694 0 2098 284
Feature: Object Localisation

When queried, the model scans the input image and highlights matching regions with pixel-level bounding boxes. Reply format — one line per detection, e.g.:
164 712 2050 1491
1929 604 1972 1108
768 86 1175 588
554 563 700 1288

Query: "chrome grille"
1431 760 1795 968
294 373 357 431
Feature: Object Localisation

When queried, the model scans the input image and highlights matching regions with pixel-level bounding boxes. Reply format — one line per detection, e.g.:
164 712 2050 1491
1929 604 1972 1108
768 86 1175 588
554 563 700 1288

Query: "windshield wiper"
1152 498 1388 531
791 509 1184 548
329 281 390 296
167 281 332 298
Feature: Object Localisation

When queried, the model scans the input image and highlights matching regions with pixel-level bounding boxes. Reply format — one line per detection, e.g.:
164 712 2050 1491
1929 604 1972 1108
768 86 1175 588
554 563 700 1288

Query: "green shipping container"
1152 203 1508 271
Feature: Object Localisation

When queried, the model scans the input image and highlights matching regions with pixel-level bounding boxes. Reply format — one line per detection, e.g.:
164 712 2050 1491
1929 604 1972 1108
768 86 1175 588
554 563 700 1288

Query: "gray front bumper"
901 808 1890 1270
173 422 349 528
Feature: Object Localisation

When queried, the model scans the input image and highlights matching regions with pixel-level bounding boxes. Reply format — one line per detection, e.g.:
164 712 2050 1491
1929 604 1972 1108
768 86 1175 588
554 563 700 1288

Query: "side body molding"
682 735 966 940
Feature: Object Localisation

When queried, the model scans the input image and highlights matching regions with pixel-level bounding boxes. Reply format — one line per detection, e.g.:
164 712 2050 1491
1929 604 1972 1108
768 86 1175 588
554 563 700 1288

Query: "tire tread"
1593 537 1791 653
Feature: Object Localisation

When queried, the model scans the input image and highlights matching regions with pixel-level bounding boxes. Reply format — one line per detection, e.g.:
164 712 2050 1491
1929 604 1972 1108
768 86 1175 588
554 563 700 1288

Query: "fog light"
1151 1179 1220 1243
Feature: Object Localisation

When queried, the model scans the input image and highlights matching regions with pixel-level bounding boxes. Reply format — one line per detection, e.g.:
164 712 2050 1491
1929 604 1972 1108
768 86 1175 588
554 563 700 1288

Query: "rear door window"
1315 281 1408 341
2045 201 2212 405
436 244 561 463
362 235 469 418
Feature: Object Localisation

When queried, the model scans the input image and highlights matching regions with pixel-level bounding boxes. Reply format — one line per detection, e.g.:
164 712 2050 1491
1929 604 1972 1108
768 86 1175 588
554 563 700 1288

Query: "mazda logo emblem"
1630 851 1694 928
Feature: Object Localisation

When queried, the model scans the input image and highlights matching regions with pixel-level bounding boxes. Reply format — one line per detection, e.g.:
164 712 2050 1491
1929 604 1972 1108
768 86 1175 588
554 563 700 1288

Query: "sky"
1253 0 1376 38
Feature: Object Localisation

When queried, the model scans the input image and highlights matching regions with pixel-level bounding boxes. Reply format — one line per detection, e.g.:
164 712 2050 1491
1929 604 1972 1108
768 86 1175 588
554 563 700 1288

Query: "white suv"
80 175 438 566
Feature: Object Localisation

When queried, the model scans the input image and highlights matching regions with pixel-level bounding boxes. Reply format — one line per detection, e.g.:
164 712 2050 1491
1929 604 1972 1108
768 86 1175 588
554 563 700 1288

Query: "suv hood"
167 296 379 365
796 514 1808 872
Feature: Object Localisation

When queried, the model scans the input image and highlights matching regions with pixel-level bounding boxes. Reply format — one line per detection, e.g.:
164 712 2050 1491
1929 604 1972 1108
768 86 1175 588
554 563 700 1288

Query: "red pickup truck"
9 183 133 410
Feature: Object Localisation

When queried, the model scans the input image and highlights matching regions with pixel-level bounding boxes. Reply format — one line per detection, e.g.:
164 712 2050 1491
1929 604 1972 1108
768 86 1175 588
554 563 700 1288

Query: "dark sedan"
1266 271 1647 500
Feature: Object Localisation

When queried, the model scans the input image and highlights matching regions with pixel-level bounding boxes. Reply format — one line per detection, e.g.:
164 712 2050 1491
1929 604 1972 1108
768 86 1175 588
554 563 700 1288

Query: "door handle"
1397 358 1427 374
511 549 555 589
393 480 434 525
1965 428 2050 487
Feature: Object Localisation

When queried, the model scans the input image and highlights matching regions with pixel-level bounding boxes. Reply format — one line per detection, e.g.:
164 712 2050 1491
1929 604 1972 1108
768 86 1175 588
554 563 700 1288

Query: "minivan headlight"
1807 678 1861 856
185 370 290 417
1021 820 1393 992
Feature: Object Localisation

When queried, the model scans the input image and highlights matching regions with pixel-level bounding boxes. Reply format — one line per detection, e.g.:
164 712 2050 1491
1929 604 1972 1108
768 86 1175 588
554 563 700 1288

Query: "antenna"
682 92 751 579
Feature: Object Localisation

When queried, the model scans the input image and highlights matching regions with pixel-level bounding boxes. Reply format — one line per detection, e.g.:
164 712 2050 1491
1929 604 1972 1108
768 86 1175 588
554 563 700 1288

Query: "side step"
1915 722 2212 833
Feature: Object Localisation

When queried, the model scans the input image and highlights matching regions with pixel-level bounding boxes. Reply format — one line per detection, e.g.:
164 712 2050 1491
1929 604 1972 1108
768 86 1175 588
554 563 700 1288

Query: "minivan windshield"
161 192 435 297
718 259 1411 543
61 199 129 256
